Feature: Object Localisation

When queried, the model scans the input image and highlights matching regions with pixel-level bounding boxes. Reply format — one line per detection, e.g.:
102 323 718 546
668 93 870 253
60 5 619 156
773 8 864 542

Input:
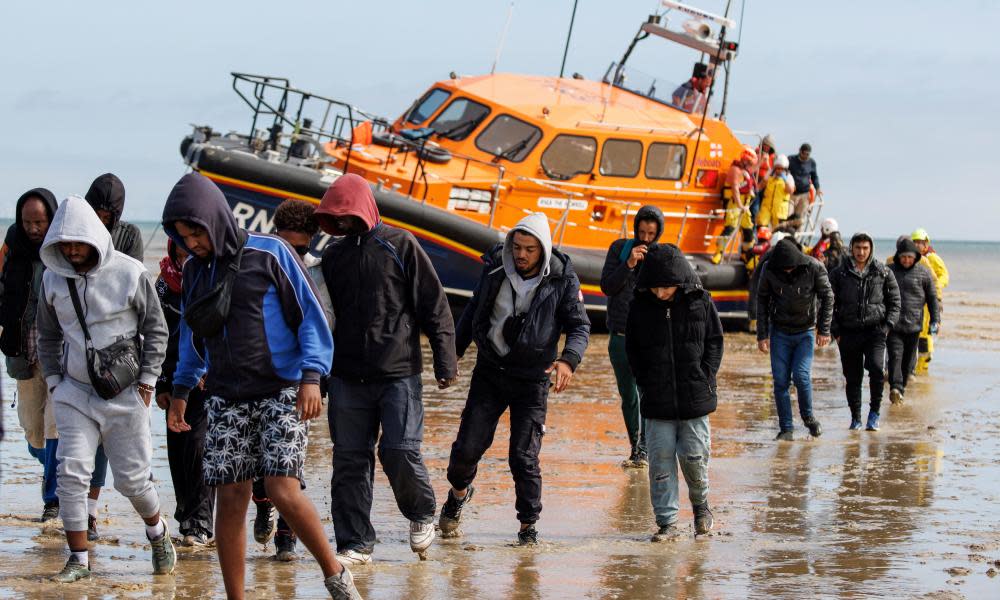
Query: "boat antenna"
558 0 579 78
686 0 732 187
491 2 515 75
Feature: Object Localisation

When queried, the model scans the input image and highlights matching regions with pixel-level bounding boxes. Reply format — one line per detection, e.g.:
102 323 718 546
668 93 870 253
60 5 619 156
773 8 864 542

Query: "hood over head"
633 204 664 243
894 236 921 266
848 231 876 268
39 195 115 278
636 243 700 291
6 187 58 260
768 238 811 270
316 174 381 235
162 172 244 259
503 212 553 281
84 173 126 230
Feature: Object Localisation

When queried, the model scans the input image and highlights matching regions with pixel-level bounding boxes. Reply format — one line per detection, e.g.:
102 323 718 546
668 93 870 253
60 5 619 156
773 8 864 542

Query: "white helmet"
770 231 789 245
774 154 790 169
821 218 839 236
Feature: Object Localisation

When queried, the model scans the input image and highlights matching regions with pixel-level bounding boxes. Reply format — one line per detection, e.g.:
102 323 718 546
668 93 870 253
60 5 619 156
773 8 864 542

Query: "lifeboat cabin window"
541 134 597 181
429 97 491 141
406 88 451 125
645 142 688 180
474 114 543 163
599 139 643 177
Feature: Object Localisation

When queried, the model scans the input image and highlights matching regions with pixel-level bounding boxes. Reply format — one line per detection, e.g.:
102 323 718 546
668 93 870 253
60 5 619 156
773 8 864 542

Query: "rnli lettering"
232 201 274 232
537 197 588 211
694 158 722 168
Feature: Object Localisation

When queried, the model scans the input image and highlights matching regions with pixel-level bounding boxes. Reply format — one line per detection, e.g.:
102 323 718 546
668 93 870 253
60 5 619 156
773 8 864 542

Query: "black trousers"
838 328 887 416
446 363 549 525
166 390 214 536
328 374 435 554
887 330 920 392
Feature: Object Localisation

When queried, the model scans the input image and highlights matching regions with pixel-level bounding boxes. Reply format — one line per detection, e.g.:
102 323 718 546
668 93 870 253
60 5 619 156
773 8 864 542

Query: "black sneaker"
439 487 474 538
253 501 276 544
87 516 99 541
517 525 538 546
651 523 680 542
693 502 714 535
41 501 60 522
774 430 794 442
803 416 823 438
275 529 298 562
634 448 648 468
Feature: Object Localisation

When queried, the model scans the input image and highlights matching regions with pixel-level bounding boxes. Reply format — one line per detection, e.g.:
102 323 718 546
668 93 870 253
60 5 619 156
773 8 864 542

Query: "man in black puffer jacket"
600 204 663 467
829 232 900 431
441 212 590 547
756 238 833 441
887 237 939 404
626 244 724 541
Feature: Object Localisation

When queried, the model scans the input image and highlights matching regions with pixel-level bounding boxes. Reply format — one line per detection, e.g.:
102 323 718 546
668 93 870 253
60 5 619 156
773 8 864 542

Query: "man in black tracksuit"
440 212 590 546
625 244 724 539
886 237 940 404
600 205 664 466
316 174 458 564
85 173 144 261
829 232 900 431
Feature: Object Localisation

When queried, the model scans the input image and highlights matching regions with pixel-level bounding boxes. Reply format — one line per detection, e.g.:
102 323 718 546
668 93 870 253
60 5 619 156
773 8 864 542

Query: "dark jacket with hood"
888 237 940 334
85 173 144 261
600 205 664 334
829 232 901 337
756 238 834 339
163 172 332 402
0 188 58 378
456 224 591 381
317 174 457 383
626 244 724 421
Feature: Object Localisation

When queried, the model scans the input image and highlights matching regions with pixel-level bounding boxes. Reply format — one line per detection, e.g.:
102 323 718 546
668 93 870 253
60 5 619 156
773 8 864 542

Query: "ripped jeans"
645 416 710 527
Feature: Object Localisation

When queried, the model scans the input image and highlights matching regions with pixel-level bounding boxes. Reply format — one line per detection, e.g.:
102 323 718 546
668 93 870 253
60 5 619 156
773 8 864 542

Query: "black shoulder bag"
183 242 244 338
67 278 141 400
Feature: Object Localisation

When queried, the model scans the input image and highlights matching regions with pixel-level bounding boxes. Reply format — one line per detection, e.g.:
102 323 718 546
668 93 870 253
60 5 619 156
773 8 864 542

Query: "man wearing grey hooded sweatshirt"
35 196 173 583
441 213 591 546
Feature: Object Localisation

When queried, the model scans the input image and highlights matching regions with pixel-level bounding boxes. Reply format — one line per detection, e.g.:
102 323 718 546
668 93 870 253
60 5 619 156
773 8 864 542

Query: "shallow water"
3 247 1000 598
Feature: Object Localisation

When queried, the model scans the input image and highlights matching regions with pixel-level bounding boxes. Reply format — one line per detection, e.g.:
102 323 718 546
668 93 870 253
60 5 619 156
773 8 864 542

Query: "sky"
2 1 997 241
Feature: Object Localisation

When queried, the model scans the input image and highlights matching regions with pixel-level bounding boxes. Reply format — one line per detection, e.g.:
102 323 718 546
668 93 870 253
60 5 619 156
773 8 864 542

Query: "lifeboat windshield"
405 88 450 125
429 97 491 140
474 114 543 163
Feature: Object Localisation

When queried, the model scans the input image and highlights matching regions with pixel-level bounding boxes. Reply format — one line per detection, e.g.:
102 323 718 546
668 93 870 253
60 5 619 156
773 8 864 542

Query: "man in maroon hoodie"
317 174 458 565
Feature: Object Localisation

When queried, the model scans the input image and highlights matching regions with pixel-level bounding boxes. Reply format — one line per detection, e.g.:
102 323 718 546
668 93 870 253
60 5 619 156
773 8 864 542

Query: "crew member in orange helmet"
713 145 757 264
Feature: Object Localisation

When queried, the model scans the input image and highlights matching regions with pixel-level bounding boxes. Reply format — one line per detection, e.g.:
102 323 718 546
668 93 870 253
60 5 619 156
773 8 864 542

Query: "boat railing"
230 72 390 173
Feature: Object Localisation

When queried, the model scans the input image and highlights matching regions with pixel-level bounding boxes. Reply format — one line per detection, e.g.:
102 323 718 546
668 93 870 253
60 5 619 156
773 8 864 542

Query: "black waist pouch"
184 243 244 338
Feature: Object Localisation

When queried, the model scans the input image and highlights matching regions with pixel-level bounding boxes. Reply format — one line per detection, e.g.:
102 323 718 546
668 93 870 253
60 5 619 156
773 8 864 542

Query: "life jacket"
810 238 830 259
757 152 774 182
761 175 792 222
725 162 753 204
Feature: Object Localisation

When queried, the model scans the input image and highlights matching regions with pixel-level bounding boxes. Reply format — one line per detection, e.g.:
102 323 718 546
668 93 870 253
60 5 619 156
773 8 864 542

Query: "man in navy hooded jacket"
162 172 360 600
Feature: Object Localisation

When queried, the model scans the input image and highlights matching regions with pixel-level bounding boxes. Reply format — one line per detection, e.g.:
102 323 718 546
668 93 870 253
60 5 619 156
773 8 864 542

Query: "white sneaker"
335 549 373 566
409 521 435 553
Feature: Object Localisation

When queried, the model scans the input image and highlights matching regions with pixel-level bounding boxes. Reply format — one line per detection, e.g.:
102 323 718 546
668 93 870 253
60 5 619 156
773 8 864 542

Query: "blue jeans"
770 328 815 432
645 416 711 527
31 440 107 504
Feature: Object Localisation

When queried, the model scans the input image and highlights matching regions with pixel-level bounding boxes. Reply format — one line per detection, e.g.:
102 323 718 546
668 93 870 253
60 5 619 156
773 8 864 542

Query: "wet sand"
3 276 1000 598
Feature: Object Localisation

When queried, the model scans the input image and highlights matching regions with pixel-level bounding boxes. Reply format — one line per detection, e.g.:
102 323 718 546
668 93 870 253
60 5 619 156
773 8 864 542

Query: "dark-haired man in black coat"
626 244 724 542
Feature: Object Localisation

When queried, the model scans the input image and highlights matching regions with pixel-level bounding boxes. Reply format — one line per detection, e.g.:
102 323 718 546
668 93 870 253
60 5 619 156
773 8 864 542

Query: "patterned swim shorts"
203 387 309 486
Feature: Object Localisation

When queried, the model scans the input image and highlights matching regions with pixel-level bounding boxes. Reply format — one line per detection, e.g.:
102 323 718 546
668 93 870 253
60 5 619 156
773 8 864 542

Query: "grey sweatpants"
52 378 160 531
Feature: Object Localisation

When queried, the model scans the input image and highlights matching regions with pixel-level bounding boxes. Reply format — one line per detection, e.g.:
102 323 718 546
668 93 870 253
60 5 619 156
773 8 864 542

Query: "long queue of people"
0 169 948 599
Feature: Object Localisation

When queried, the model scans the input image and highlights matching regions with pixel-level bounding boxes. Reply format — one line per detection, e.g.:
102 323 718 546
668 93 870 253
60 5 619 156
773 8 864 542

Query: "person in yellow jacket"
713 146 757 264
911 228 948 373
756 154 796 232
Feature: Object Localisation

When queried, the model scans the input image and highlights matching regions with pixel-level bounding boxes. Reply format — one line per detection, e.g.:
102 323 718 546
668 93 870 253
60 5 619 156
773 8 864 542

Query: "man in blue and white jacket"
161 172 360 600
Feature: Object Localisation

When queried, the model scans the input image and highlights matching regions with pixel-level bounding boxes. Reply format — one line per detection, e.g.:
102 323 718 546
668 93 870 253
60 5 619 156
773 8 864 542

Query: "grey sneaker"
149 520 176 575
335 549 373 566
41 501 60 522
774 430 794 442
439 487 474 538
324 567 362 600
52 555 91 583
253 501 277 544
409 521 435 554
890 388 904 405
651 523 681 542
693 502 714 535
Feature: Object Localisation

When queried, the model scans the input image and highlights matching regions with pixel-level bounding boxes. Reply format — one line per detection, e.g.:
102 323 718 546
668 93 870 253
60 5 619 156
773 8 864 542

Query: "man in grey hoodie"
35 196 173 583
441 213 591 546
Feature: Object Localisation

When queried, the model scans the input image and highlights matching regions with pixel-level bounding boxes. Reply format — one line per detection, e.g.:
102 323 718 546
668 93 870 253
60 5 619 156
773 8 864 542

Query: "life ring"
372 132 406 149
418 145 452 164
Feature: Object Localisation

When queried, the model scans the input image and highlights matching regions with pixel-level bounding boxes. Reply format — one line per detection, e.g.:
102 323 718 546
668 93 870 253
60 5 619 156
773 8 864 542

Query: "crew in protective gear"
756 154 795 231
910 228 948 373
809 217 846 270
713 146 757 264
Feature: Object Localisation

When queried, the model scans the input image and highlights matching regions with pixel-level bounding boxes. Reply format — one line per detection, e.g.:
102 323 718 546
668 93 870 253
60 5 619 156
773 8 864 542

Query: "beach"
2 238 1000 599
